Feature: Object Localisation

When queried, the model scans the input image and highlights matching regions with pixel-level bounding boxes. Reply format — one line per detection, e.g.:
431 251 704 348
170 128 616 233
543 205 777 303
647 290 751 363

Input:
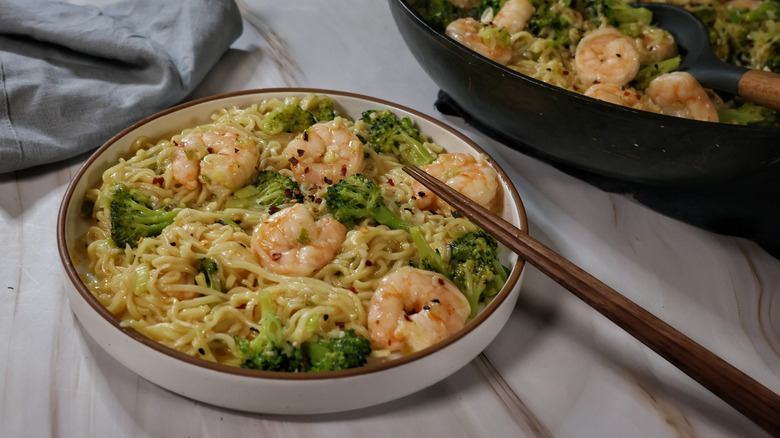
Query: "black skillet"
389 0 780 186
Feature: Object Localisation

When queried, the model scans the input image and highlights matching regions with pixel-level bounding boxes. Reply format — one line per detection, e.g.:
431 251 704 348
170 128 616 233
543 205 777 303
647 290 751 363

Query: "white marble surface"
2 1 779 437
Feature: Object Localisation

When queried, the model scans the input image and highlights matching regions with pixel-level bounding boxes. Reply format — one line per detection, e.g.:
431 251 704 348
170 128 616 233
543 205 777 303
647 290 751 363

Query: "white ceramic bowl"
57 88 528 414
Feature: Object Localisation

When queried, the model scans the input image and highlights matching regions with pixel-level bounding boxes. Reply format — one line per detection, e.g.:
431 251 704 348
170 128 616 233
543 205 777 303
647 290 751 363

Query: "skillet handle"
738 69 780 111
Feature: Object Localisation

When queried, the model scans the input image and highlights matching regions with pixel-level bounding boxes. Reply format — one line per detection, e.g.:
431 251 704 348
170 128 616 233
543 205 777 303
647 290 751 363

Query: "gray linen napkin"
0 0 243 174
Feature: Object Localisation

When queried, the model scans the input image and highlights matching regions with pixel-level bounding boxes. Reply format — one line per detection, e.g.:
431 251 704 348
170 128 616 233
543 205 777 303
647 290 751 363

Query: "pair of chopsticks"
403 165 780 435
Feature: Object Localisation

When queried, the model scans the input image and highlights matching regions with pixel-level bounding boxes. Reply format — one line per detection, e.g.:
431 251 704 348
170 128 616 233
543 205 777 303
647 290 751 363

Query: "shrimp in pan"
252 203 347 277
285 118 364 186
584 83 648 110
414 153 500 213
368 266 471 353
635 27 677 65
493 0 535 34
575 27 640 87
646 72 719 122
446 18 514 66
172 125 259 192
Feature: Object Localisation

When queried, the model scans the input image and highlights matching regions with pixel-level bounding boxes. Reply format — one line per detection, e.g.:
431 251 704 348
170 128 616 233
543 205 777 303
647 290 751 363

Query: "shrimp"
635 27 677 65
172 126 259 192
493 0 535 34
285 119 364 186
646 72 719 122
445 18 513 66
726 0 761 10
575 27 640 87
251 203 346 277
367 266 470 353
414 153 500 213
584 83 648 109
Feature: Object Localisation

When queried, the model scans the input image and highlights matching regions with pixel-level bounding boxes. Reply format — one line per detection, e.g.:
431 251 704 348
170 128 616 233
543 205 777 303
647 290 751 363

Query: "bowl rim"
56 87 529 381
392 0 780 133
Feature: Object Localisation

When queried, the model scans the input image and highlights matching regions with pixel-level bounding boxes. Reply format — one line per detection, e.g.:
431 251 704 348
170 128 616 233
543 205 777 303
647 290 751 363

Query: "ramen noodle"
77 93 507 370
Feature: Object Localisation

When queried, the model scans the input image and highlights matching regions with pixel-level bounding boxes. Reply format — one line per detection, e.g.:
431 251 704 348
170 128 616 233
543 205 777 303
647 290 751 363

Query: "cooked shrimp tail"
368 266 471 353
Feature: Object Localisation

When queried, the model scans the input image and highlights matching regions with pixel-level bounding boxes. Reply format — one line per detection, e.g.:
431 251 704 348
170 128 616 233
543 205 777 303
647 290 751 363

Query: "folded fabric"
0 0 243 174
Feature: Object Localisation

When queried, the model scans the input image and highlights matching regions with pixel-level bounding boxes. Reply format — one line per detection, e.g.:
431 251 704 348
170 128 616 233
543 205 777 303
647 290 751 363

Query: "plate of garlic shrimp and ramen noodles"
415 0 779 125
58 90 527 411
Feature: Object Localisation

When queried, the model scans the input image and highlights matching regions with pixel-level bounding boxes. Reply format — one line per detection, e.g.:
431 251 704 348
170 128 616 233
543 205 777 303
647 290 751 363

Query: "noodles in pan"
78 93 509 372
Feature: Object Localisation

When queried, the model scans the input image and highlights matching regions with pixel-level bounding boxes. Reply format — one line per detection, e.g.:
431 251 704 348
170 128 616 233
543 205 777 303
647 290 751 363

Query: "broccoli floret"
326 173 412 231
326 174 448 275
527 0 572 46
477 22 512 47
109 183 180 249
718 102 778 126
734 0 780 22
476 0 507 13
591 0 651 36
414 0 470 31
632 56 681 90
261 104 316 135
225 171 303 210
235 292 306 372
360 110 436 167
309 96 337 122
414 0 510 31
409 226 451 276
303 328 372 372
197 257 223 292
448 229 509 318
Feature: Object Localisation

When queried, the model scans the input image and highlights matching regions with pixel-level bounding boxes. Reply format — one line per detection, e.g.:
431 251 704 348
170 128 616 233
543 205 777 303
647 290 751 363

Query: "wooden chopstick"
402 165 780 435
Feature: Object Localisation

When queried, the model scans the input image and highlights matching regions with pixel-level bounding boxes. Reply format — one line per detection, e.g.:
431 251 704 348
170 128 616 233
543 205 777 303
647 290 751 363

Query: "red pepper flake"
297 149 305 157
272 253 282 261
289 157 299 166
417 191 426 197
340 165 347 176
323 177 333 184
207 147 214 153
314 198 322 204
304 166 311 174
365 260 373 267
387 178 395 186
349 287 358 294
303 131 309 141
437 278 445 285
268 205 280 214
563 70 569 75
152 176 165 186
